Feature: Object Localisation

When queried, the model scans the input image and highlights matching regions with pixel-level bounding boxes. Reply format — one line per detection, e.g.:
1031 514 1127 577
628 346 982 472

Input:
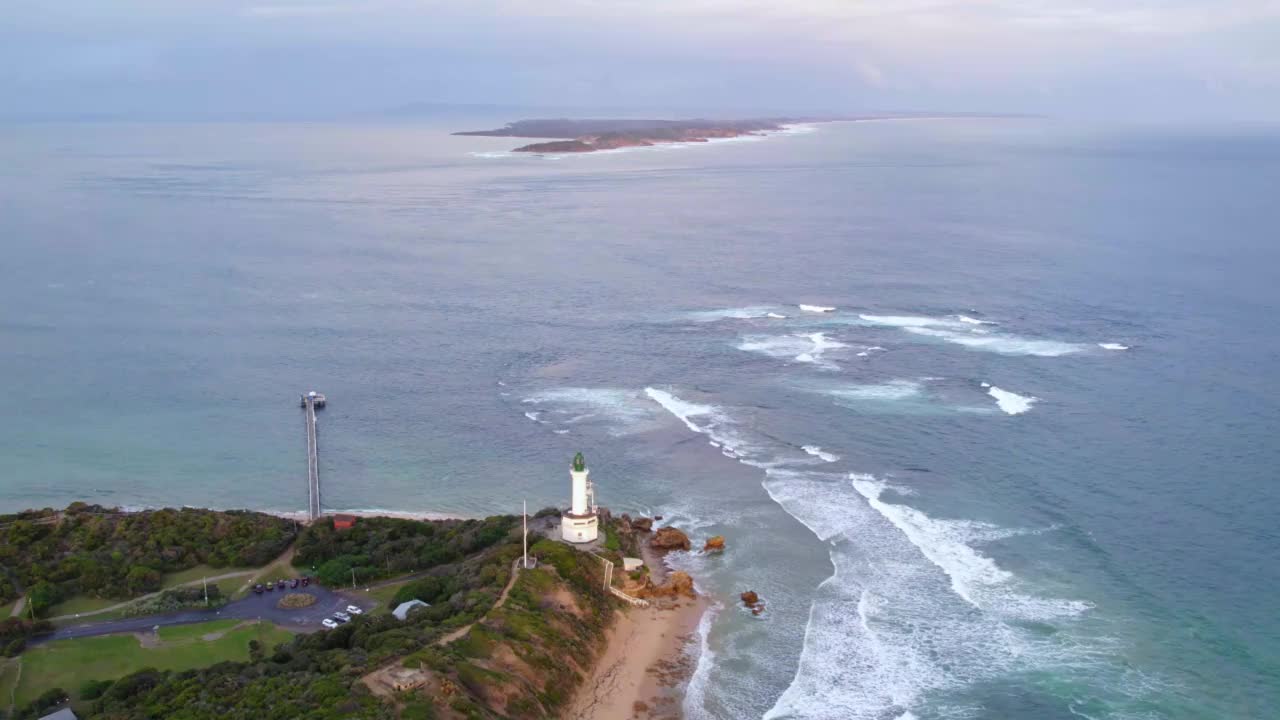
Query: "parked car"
333 611 352 622
276 579 286 590
265 583 274 592
346 605 363 615
321 618 338 629
301 576 311 587
253 584 264 594
290 578 300 589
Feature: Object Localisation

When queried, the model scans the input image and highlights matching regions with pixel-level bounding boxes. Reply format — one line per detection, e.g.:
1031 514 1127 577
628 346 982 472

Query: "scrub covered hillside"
0 504 296 616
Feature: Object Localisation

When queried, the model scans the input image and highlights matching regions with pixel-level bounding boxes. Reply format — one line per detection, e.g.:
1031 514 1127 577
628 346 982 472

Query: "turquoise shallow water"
1 119 1277 718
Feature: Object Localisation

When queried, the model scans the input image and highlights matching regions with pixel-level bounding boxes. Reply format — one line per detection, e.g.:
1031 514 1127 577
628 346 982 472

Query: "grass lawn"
354 579 414 612
161 564 253 589
0 659 19 710
46 595 120 618
14 619 293 707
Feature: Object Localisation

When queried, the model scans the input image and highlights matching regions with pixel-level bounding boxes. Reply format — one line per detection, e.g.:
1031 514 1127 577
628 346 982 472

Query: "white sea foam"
682 601 722 720
1098 342 1130 351
957 314 996 325
802 445 840 462
521 387 662 435
767 312 788 319
799 304 836 313
738 332 848 369
987 386 1037 415
469 151 514 159
688 306 781 321
828 380 924 402
904 327 1086 356
764 469 1097 719
858 314 965 328
852 476 1089 620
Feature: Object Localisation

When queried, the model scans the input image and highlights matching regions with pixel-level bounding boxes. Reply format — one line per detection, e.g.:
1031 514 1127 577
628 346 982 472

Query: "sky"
4 0 1279 120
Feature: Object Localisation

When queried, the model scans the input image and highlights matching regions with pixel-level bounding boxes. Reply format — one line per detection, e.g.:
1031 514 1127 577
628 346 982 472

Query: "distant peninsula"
455 117 800 153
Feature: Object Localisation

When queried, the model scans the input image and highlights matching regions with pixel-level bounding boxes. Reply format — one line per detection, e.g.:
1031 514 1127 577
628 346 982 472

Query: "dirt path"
362 558 524 699
234 546 296 597
8 597 25 619
432 558 522 647
46 568 260 622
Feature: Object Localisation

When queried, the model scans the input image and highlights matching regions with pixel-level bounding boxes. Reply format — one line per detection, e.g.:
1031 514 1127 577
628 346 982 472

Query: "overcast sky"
5 0 1279 120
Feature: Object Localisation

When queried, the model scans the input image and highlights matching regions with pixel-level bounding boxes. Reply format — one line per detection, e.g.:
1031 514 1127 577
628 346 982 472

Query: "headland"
455 117 799 153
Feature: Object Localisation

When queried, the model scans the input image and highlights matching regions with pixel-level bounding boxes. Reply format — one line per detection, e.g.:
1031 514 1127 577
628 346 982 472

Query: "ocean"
1 118 1277 719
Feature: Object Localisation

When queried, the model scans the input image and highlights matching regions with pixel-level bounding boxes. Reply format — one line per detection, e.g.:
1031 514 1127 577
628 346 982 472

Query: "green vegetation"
122 585 225 618
80 518 615 719
45 595 119 618
293 515 517 587
12 619 293 709
353 579 415 612
0 504 296 616
603 524 621 552
0 618 54 658
159 564 252 589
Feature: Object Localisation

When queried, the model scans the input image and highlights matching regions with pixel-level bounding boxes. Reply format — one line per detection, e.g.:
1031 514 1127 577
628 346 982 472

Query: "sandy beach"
567 595 708 720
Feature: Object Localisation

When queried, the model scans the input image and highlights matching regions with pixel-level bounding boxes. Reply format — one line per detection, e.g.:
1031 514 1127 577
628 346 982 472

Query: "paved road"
39 586 370 643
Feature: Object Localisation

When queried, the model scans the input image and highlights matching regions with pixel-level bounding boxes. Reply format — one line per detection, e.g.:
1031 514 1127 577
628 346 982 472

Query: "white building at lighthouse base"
561 512 599 543
562 453 599 543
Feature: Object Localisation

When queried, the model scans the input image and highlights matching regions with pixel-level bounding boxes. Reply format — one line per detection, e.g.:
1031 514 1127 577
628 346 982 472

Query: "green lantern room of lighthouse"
572 452 586 472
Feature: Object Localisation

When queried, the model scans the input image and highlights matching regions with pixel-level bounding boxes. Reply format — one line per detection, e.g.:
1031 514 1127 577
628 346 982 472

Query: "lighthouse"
561 452 599 543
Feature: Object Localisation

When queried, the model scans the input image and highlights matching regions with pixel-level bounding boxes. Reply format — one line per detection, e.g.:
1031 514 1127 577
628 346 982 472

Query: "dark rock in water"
703 535 726 553
632 517 654 532
654 515 663 521
740 590 759 606
650 526 691 551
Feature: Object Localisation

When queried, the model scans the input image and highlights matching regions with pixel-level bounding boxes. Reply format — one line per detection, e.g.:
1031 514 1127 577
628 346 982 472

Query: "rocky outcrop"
650 526 691 551
702 535 725 553
741 590 765 615
631 517 653 532
635 571 697 599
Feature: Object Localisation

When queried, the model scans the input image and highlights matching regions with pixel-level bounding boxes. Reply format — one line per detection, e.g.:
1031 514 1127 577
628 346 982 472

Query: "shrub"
79 678 114 700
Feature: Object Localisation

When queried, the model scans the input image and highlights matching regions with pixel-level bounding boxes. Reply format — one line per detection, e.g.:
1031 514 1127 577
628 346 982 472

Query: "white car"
333 611 352 622
346 605 363 615
321 618 338 629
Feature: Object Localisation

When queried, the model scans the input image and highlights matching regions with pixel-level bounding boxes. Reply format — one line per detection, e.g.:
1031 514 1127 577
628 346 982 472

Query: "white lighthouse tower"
561 452 599 543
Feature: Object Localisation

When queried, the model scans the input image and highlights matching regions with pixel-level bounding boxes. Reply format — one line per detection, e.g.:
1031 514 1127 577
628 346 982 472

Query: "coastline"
569 594 709 720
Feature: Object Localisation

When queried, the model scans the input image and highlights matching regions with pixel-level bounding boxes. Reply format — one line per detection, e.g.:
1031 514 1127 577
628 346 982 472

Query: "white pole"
522 500 528 569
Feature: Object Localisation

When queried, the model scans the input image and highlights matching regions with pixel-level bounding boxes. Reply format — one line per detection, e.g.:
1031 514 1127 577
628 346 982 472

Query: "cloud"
1 0 1277 119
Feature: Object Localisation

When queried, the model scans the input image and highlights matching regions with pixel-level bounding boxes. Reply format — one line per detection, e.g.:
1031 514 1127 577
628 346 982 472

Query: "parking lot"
44 585 371 643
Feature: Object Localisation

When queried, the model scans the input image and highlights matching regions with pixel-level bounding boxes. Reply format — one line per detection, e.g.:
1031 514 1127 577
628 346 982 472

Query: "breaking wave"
1098 342 1130 351
852 313 1087 357
644 387 1114 719
737 333 848 369
986 385 1038 415
688 306 785 322
799 304 836 313
802 446 840 463
858 314 966 328
763 471 1097 719
904 327 1087 357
